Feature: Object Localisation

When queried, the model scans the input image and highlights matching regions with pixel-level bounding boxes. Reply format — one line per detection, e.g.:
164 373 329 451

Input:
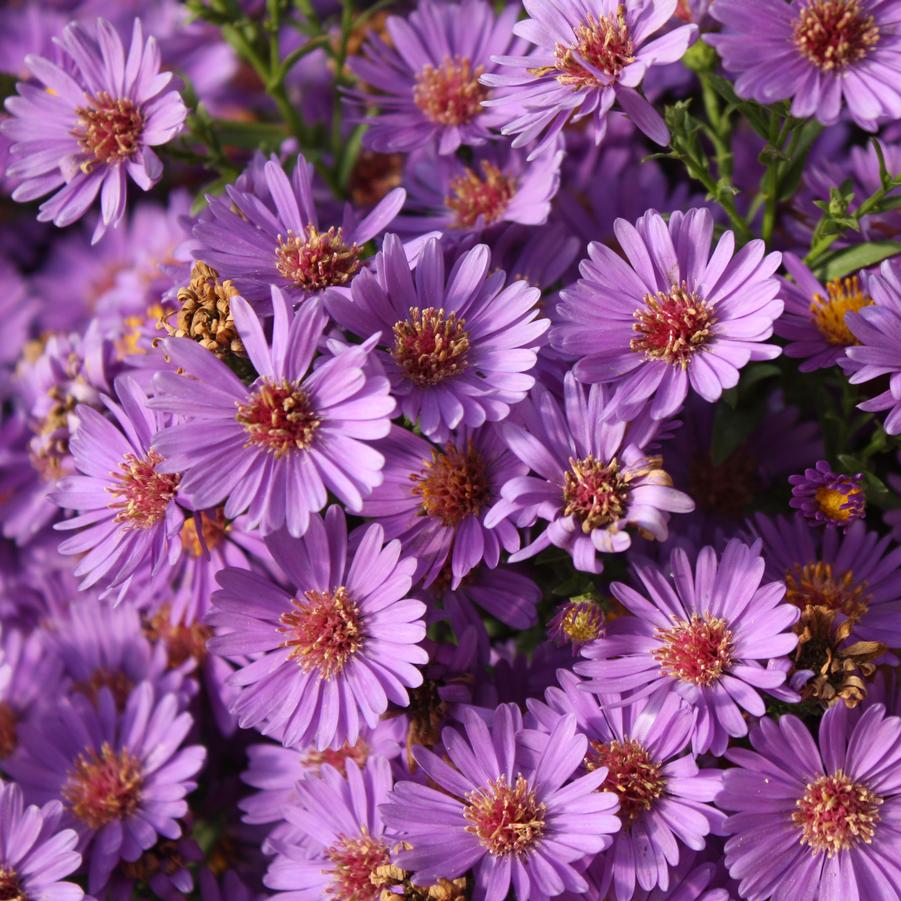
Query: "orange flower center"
654 613 735 686
413 56 488 125
464 774 547 856
392 307 470 386
62 743 143 829
446 161 517 229
326 833 391 900
236 380 320 457
411 441 491 527
75 92 144 170
275 225 362 292
585 738 665 824
793 771 882 855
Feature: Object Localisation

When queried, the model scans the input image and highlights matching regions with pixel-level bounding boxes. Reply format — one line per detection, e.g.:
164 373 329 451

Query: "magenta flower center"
563 454 630 533
0 868 23 901
585 738 665 824
325 833 391 900
275 225 362 292
107 449 179 530
784 562 870 621
810 275 873 346
279 587 364 680
793 0 880 71
654 613 735 686
0 702 16 759
62 742 143 829
392 306 470 386
793 771 882 855
411 441 491 527
464 773 547 856
74 91 145 170
552 5 636 88
413 56 488 126
446 161 517 229
236 380 321 457
631 284 715 367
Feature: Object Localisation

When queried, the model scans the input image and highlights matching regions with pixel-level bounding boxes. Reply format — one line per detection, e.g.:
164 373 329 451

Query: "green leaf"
190 175 233 214
737 363 781 399
711 405 763 466
817 241 901 281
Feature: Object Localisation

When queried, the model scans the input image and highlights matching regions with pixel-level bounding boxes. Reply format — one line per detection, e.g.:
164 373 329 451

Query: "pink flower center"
552 5 635 88
445 161 517 229
413 56 488 126
793 0 879 71
236 380 320 457
631 284 715 367
0 868 24 901
0 702 17 759
75 92 144 170
279 587 364 680
793 771 882 855
275 225 362 292
411 441 491 527
654 613 735 686
585 738 665 824
784 562 870 621
392 307 470 386
62 742 143 829
107 449 179 530
562 454 630 533
302 738 370 776
464 774 547 856
325 833 391 900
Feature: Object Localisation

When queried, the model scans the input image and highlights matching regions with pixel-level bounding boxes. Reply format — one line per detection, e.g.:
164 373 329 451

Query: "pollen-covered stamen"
559 601 605 645
562 454 631 533
179 508 229 557
631 284 715 367
810 275 874 346
551 5 635 88
75 91 144 170
392 307 470 386
654 613 735 686
784 562 870 621
145 606 213 668
793 771 882 855
464 774 547 856
793 0 879 71
585 739 665 824
0 867 24 901
302 738 370 776
413 56 488 126
446 161 517 229
62 742 143 829
275 225 363 292
236 380 320 457
73 668 133 711
815 480 865 525
279 586 364 680
107 449 179 530
0 702 17 759
325 833 391 900
411 441 491 527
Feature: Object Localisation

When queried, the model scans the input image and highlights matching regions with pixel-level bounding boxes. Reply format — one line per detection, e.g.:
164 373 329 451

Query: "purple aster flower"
382 703 621 900
778 253 876 371
485 375 694 573
720 702 901 901
51 375 183 594
5 681 204 893
749 512 901 647
551 208 784 421
348 0 520 155
789 460 867 528
527 673 724 900
209 506 428 750
0 778 83 901
151 287 394 537
2 18 186 243
264 756 394 899
192 153 404 306
547 598 606 652
576 539 800 755
359 423 525 587
395 142 564 239
326 235 548 441
841 258 901 434
480 0 697 156
709 0 901 129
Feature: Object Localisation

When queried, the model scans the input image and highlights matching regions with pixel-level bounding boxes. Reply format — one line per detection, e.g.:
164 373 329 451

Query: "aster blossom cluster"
0 0 900 899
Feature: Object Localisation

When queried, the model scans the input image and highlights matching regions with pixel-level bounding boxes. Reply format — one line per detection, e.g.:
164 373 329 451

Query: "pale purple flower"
552 207 784 421
576 539 800 755
481 0 697 156
2 18 186 243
